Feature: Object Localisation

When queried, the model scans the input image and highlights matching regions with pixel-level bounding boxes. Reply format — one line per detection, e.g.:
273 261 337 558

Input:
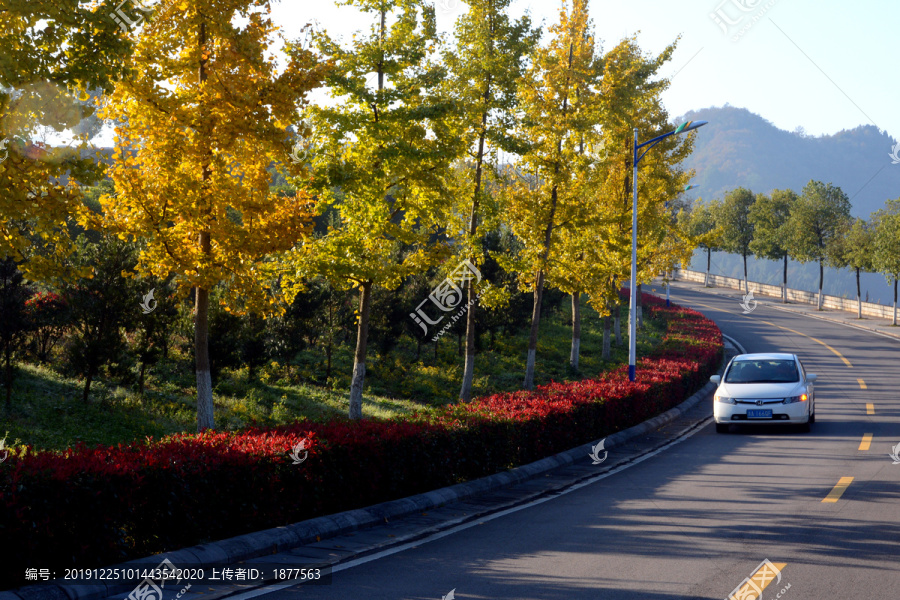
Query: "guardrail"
672 268 898 321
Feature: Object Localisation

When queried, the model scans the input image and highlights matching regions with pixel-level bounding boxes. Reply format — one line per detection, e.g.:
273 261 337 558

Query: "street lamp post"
628 121 707 382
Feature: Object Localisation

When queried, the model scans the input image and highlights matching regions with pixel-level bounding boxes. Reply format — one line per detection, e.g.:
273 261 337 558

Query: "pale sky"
268 0 899 141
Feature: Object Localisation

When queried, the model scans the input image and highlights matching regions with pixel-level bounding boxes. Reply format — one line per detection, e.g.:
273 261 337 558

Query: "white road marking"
224 416 714 600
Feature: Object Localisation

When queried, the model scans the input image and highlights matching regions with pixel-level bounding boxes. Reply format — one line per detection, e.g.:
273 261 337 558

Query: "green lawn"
0 296 665 453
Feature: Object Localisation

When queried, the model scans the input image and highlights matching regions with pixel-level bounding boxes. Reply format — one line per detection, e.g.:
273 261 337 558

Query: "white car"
710 353 817 433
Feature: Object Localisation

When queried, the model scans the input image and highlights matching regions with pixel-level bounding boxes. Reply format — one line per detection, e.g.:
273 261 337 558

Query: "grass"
0 296 665 453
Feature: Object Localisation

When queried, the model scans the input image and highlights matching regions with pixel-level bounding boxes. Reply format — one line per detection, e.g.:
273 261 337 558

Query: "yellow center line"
689 301 727 313
757 319 853 367
686 300 853 367
866 403 875 415
857 378 867 389
822 477 854 503
859 433 873 451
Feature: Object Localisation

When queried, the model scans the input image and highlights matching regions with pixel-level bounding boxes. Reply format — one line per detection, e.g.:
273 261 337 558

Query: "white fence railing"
672 268 898 321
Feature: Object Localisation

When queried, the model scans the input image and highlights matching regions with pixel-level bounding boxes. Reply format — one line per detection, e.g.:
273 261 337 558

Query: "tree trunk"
194 21 215 432
460 279 477 401
82 364 95 404
4 346 11 412
459 77 492 403
326 296 334 378
326 342 333 379
602 311 611 360
782 254 788 303
138 361 147 395
894 278 898 326
348 281 372 420
195 285 214 430
743 252 749 293
524 41 572 390
856 267 862 319
524 269 545 390
614 299 622 346
705 248 711 286
523 184 559 390
570 292 581 371
817 260 824 310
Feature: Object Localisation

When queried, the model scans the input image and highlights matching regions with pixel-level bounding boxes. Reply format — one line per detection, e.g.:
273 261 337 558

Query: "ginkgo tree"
441 0 538 400
95 0 327 430
541 127 616 369
579 36 692 357
548 179 616 366
0 0 130 278
502 0 603 390
284 0 458 420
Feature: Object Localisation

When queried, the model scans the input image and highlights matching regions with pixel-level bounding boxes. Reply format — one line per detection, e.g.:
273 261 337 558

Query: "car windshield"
725 359 799 383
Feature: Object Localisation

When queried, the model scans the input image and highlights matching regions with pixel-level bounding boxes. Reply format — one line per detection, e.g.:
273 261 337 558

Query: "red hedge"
0 293 721 589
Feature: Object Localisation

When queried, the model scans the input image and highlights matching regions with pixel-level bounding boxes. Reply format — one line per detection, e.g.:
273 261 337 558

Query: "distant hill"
678 105 900 218
676 105 900 304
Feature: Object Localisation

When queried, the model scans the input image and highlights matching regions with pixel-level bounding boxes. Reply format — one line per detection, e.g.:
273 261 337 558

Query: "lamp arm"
634 130 676 165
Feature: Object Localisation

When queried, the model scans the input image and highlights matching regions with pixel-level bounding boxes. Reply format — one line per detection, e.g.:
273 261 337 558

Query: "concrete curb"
10 365 724 600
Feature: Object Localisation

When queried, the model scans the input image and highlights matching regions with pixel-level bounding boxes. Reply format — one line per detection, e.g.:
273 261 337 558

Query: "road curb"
11 370 723 600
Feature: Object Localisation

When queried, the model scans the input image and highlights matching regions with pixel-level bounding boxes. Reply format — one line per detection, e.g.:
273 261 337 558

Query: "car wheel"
715 423 729 434
809 411 815 424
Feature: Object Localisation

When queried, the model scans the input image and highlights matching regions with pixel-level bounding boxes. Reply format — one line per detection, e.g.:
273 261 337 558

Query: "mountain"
678 105 900 218
676 105 900 304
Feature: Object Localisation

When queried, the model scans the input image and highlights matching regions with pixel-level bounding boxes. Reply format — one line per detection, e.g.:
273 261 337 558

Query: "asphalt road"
237 284 900 600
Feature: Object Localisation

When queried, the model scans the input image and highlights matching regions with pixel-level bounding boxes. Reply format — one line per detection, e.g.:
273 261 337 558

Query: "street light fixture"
629 121 707 382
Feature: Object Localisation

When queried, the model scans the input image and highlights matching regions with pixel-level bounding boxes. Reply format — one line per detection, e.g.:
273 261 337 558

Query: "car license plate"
747 409 772 419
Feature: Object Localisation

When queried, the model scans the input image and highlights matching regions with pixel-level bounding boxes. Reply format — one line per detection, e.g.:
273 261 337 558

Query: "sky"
266 0 899 142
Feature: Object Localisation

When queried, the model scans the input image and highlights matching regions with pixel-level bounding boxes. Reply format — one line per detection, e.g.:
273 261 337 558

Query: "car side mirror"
710 375 721 384
807 374 817 382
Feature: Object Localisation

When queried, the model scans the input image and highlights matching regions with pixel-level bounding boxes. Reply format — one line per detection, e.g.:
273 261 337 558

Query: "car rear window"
724 359 799 383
